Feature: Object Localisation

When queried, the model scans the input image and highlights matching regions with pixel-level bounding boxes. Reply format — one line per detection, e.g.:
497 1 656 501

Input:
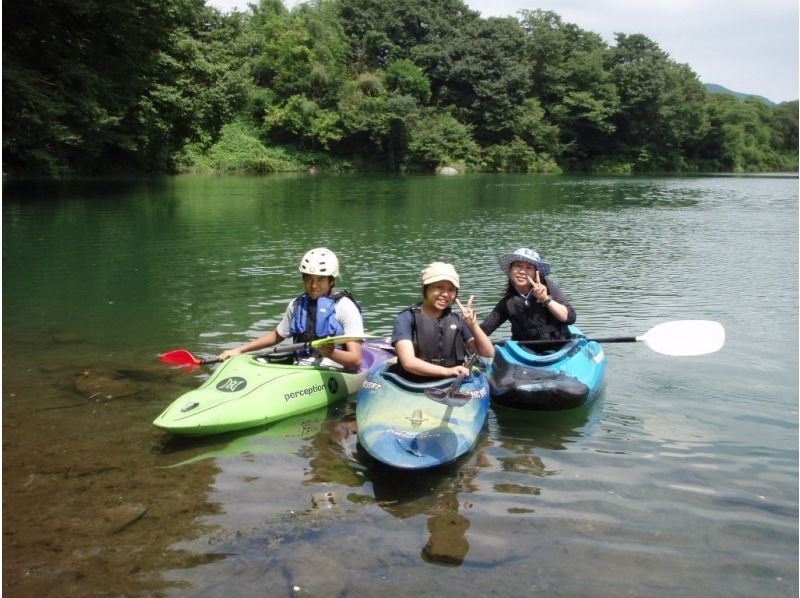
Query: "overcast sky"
206 0 799 103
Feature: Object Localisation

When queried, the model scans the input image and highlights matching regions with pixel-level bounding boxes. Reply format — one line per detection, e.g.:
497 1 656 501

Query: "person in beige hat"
480 248 575 348
391 262 494 378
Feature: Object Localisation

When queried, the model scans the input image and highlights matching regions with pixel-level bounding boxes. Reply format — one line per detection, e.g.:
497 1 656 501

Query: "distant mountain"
704 83 776 106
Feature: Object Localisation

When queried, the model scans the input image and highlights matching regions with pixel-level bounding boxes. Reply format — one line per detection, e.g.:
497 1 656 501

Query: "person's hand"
447 365 471 378
316 343 335 358
455 295 477 327
218 348 243 361
527 271 549 304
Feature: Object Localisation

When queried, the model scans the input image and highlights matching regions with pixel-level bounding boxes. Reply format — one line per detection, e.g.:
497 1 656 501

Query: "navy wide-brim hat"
497 248 551 277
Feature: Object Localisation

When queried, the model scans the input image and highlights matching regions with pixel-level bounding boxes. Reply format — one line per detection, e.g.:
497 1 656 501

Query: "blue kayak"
356 359 490 469
488 326 607 410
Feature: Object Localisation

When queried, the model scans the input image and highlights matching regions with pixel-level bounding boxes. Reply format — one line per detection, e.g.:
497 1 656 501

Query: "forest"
3 0 798 177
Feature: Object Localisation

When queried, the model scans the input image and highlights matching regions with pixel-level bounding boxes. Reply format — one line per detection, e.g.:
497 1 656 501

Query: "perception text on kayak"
285 383 326 402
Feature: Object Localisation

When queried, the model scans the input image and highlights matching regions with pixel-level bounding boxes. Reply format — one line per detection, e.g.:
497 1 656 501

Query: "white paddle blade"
638 320 725 356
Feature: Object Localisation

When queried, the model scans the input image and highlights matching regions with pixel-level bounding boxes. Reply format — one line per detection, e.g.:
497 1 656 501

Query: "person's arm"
541 279 576 324
317 296 364 369
395 339 471 378
218 300 294 361
218 330 284 361
456 297 494 358
317 340 362 369
479 307 504 337
529 274 575 324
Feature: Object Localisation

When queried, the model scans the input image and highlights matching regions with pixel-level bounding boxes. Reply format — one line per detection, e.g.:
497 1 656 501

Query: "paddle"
424 353 479 404
159 334 381 367
495 320 725 357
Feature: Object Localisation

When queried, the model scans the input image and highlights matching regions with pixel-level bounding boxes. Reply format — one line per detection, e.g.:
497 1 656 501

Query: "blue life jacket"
289 294 345 345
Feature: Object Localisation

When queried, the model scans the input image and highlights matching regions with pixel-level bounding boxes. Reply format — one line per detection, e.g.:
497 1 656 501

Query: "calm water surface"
3 174 798 596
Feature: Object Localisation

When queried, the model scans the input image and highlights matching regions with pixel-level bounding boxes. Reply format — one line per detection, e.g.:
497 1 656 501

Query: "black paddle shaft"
505 336 638 347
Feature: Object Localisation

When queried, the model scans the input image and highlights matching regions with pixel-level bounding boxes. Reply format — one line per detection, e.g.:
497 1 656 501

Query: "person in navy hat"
480 248 576 346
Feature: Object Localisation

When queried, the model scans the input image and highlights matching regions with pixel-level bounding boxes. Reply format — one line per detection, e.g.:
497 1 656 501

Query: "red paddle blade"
159 349 202 366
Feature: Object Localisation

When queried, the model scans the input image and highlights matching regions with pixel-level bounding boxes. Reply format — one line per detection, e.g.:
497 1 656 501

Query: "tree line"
3 0 797 177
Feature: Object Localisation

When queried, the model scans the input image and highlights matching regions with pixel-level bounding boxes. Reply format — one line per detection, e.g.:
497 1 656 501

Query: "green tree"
519 10 618 164
263 94 343 150
2 0 213 174
406 109 477 170
337 0 480 70
605 33 707 170
383 59 431 102
248 0 346 103
337 73 420 170
137 9 253 170
244 0 350 151
3 0 795 176
771 101 799 157
697 94 790 172
428 17 529 145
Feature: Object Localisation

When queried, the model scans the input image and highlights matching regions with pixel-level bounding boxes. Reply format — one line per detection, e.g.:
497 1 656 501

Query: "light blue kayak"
488 325 607 410
356 359 490 469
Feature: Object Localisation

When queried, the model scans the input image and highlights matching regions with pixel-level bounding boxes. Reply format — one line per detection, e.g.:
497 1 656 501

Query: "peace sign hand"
527 271 549 303
455 295 477 327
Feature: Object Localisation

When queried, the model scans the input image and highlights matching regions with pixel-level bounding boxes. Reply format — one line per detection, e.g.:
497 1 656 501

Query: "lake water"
3 174 798 596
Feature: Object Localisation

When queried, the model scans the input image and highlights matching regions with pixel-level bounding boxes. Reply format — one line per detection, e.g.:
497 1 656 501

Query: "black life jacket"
406 304 467 367
502 291 571 343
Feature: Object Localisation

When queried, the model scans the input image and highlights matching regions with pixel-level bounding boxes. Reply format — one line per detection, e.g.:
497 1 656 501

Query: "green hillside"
704 84 776 106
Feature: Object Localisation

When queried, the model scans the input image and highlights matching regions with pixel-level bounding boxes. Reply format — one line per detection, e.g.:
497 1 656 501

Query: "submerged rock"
310 490 339 511
103 503 147 534
72 370 145 400
284 544 346 597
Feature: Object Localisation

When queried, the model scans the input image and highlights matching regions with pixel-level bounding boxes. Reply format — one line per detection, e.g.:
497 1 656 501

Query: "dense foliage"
3 0 797 176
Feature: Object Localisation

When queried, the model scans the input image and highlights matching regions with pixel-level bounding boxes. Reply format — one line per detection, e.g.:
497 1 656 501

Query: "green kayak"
153 345 393 436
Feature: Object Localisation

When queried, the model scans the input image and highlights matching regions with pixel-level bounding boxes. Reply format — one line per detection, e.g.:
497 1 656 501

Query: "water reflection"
156 405 332 467
297 407 488 567
295 397 605 567
365 458 484 567
491 397 601 451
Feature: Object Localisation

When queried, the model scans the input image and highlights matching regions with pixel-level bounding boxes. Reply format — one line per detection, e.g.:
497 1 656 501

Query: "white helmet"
299 247 339 278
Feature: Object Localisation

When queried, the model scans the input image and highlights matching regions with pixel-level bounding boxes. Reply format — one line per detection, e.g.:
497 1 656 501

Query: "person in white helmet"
217 247 364 369
391 261 494 379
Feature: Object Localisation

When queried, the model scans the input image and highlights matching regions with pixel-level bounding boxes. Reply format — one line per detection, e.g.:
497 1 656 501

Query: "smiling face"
302 274 333 299
423 281 458 312
509 260 537 292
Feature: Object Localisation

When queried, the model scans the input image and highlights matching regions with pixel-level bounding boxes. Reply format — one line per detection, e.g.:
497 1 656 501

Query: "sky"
206 0 799 104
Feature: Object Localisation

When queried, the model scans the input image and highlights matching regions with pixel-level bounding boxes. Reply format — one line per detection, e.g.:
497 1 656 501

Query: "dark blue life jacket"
406 304 467 367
